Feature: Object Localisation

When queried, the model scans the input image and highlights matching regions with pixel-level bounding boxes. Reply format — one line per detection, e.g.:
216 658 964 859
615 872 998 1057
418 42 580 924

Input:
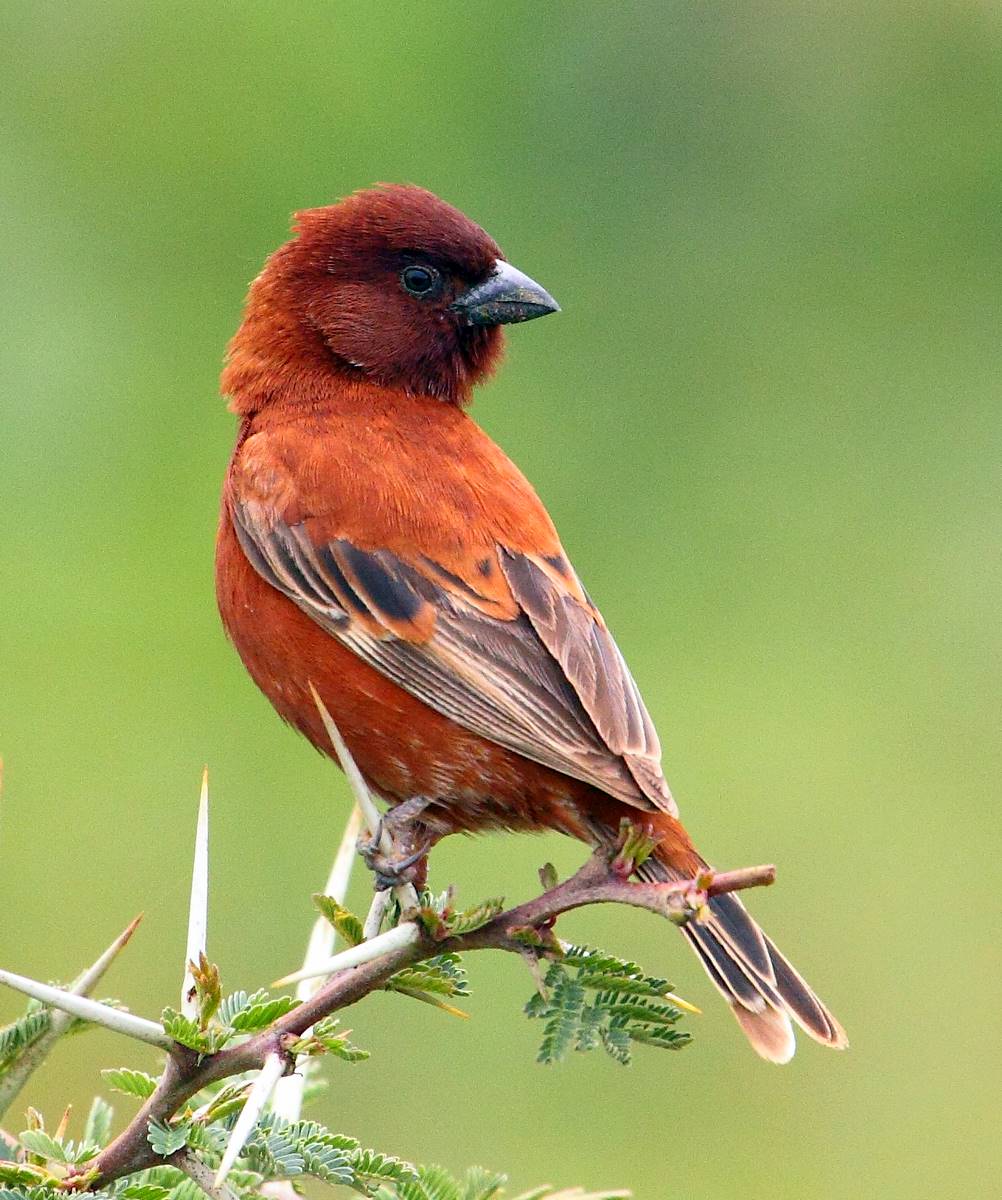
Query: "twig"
75 849 775 1188
177 1149 241 1200
0 916 143 1120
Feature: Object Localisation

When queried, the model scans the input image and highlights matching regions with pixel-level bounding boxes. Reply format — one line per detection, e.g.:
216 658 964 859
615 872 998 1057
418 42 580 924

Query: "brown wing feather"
498 549 676 813
232 501 674 814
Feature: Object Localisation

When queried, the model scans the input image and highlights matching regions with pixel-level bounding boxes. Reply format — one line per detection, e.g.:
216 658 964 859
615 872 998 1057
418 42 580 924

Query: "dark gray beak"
451 260 560 327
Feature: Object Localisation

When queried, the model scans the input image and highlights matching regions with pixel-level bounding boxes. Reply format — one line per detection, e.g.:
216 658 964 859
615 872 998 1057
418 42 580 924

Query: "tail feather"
762 930 847 1047
631 837 847 1062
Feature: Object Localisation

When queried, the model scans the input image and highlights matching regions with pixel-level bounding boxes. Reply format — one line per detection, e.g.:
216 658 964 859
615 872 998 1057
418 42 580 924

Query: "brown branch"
72 849 774 1189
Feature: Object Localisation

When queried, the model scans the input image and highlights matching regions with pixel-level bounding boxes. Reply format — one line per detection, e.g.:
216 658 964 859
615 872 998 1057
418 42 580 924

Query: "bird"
215 183 847 1063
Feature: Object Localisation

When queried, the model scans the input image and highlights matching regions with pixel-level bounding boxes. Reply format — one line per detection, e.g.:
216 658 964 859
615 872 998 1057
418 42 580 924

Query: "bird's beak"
451 260 560 326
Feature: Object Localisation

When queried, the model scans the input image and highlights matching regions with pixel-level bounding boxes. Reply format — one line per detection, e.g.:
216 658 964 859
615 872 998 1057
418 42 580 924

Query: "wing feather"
232 502 674 814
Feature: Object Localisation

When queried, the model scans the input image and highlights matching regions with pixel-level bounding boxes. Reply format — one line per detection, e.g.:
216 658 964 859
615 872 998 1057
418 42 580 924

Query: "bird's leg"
357 795 434 891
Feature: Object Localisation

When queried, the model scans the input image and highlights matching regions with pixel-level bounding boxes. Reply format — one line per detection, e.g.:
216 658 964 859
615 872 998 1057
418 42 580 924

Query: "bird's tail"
602 815 848 1063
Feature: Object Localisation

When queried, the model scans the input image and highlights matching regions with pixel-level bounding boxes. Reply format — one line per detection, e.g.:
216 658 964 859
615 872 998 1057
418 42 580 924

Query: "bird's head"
230 185 559 409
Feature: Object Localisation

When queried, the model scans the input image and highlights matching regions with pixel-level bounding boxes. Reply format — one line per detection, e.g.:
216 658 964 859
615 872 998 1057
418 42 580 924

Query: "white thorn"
308 685 419 911
272 922 420 988
363 889 391 941
214 1053 285 1187
0 968 172 1049
181 768 210 1019
270 804 364 1123
0 915 143 1120
298 804 365 1002
308 685 382 839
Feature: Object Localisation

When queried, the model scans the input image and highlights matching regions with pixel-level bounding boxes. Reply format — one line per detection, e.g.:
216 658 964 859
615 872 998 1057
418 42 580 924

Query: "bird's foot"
357 796 434 891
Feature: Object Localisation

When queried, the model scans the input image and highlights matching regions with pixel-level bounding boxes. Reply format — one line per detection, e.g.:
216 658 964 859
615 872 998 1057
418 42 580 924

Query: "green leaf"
599 997 683 1025
0 1189 72 1200
160 1008 229 1054
613 819 658 871
120 1186 172 1200
347 1147 417 1188
576 972 671 997
624 1026 691 1051
17 1132 68 1164
288 1037 366 1061
599 1024 632 1066
119 1165 186 1192
460 1165 508 1200
386 953 468 999
400 1163 461 1200
312 895 364 947
83 1097 114 1148
194 1079 252 1123
218 990 257 1026
147 1120 192 1157
165 1178 203 1200
0 1011 50 1067
445 898 505 936
229 996 299 1032
102 1068 159 1099
188 954 222 1029
574 1004 604 1053
538 862 559 891
537 973 586 1065
0 1163 49 1186
308 1018 369 1062
300 1142 352 1186
525 943 692 1067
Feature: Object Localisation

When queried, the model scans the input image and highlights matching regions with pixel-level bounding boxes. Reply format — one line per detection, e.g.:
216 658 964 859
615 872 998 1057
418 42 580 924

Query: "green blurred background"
2 2 999 1197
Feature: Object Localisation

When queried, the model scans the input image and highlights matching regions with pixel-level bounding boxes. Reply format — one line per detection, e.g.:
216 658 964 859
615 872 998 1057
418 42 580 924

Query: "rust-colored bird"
216 184 846 1062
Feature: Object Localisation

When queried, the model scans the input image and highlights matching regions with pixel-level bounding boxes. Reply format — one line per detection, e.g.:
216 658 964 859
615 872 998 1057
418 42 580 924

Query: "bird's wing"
231 500 676 815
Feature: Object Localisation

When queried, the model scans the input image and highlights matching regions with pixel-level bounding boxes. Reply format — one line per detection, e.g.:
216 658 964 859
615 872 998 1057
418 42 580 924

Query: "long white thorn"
0 915 143 1119
308 684 382 838
0 968 172 1049
308 684 419 912
272 922 420 988
298 804 365 998
181 767 210 1019
270 804 364 1122
214 1053 285 1187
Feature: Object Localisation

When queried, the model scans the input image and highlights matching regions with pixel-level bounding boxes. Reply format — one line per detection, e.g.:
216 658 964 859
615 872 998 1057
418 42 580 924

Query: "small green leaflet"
120 1186 172 1200
312 895 364 947
525 947 691 1066
160 1008 229 1053
102 1068 158 1099
17 1131 97 1166
0 1011 49 1066
229 996 299 1032
83 1097 113 1148
146 1120 192 1157
443 897 505 936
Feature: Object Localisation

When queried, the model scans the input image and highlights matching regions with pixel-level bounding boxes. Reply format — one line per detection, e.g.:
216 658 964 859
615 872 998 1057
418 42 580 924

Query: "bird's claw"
357 798 433 890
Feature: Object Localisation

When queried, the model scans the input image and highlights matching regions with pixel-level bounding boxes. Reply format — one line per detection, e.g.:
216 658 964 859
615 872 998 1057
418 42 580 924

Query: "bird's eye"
400 264 440 297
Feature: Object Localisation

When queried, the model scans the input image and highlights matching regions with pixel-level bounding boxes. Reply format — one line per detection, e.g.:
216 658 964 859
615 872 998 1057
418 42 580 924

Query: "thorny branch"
70 845 775 1190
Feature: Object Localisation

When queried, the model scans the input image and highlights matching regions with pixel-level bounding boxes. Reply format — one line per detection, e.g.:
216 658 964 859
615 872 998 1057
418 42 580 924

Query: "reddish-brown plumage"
216 184 845 1062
